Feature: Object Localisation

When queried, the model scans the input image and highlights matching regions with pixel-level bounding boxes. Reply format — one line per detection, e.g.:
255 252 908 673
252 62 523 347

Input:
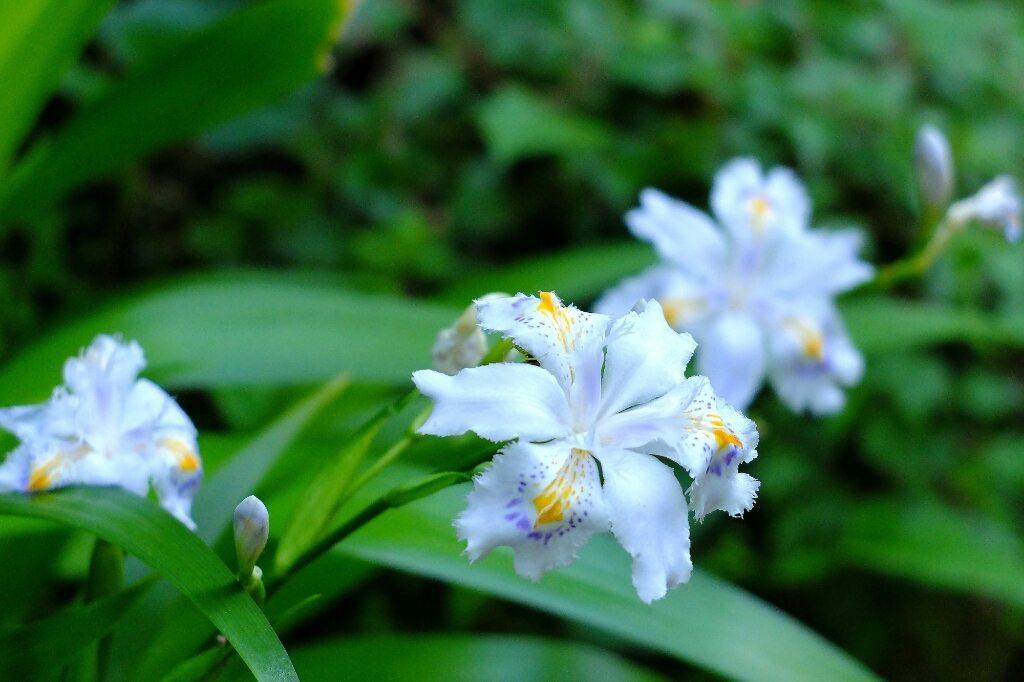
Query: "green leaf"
0 0 116 174
335 485 880 682
382 471 472 507
63 539 127 682
839 500 1024 608
134 378 362 682
0 488 298 682
440 242 656 307
0 0 351 219
477 84 612 164
0 272 459 405
222 634 668 682
0 574 155 682
275 391 417 573
160 646 231 682
841 297 1024 354
192 374 352 546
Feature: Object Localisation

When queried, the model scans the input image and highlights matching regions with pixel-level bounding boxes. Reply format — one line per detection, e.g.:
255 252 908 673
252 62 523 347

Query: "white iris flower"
596 158 874 415
413 292 758 603
948 175 1021 243
0 335 203 529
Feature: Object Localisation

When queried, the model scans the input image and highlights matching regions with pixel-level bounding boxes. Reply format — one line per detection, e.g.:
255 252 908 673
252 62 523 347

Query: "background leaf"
0 0 350 219
0 574 155 682
331 483 881 682
192 374 351 545
222 634 668 682
842 296 1024 354
0 0 116 173
440 242 655 306
0 488 298 682
0 273 458 405
478 84 612 164
839 500 1024 609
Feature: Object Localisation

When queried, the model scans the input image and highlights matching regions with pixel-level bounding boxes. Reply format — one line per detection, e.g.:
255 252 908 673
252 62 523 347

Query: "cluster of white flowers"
415 292 758 603
596 159 875 415
0 335 202 528
2 149 1013 602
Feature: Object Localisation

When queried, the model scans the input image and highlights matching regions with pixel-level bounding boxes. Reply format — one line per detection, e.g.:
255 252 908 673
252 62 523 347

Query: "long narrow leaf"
274 392 417 573
133 376 352 681
193 374 351 545
0 272 458 405
842 297 1024 353
840 499 1024 608
439 242 656 306
0 0 352 219
222 634 668 682
0 488 298 682
336 485 881 682
0 0 116 173
0 574 155 682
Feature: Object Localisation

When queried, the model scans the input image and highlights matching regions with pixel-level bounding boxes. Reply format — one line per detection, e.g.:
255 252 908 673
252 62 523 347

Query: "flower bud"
914 125 955 213
233 495 269 581
431 304 487 376
431 293 510 375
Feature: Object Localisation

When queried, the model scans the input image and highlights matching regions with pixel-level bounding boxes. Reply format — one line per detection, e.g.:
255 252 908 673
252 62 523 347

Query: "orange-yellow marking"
532 449 586 527
27 456 64 491
685 410 742 451
713 427 742 451
536 291 578 350
750 195 770 234
161 437 200 472
785 317 825 361
661 296 705 327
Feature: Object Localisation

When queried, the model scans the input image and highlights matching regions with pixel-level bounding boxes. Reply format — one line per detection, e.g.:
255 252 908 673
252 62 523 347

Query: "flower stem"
872 215 962 289
480 337 514 365
345 404 432 494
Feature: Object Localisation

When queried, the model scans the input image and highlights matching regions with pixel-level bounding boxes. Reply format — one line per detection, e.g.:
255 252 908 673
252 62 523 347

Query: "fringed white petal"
455 441 608 580
625 188 727 280
696 312 766 411
599 449 692 603
414 364 572 442
599 300 696 419
475 292 610 395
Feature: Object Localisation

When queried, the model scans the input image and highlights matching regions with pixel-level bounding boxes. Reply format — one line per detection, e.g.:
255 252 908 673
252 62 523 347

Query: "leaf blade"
335 485 881 682
440 242 656 307
0 574 155 682
223 634 668 682
0 0 350 218
0 272 459 405
0 0 116 173
840 499 1024 608
0 488 298 682
192 374 352 546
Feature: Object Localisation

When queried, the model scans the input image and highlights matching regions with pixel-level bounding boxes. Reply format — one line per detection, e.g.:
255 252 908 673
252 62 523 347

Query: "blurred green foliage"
4 0 1024 681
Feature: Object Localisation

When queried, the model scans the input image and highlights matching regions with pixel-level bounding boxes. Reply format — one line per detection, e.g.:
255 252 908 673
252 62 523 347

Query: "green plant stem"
270 499 390 590
345 404 432 494
872 215 962 289
88 538 124 682
267 397 431 589
480 337 514 365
